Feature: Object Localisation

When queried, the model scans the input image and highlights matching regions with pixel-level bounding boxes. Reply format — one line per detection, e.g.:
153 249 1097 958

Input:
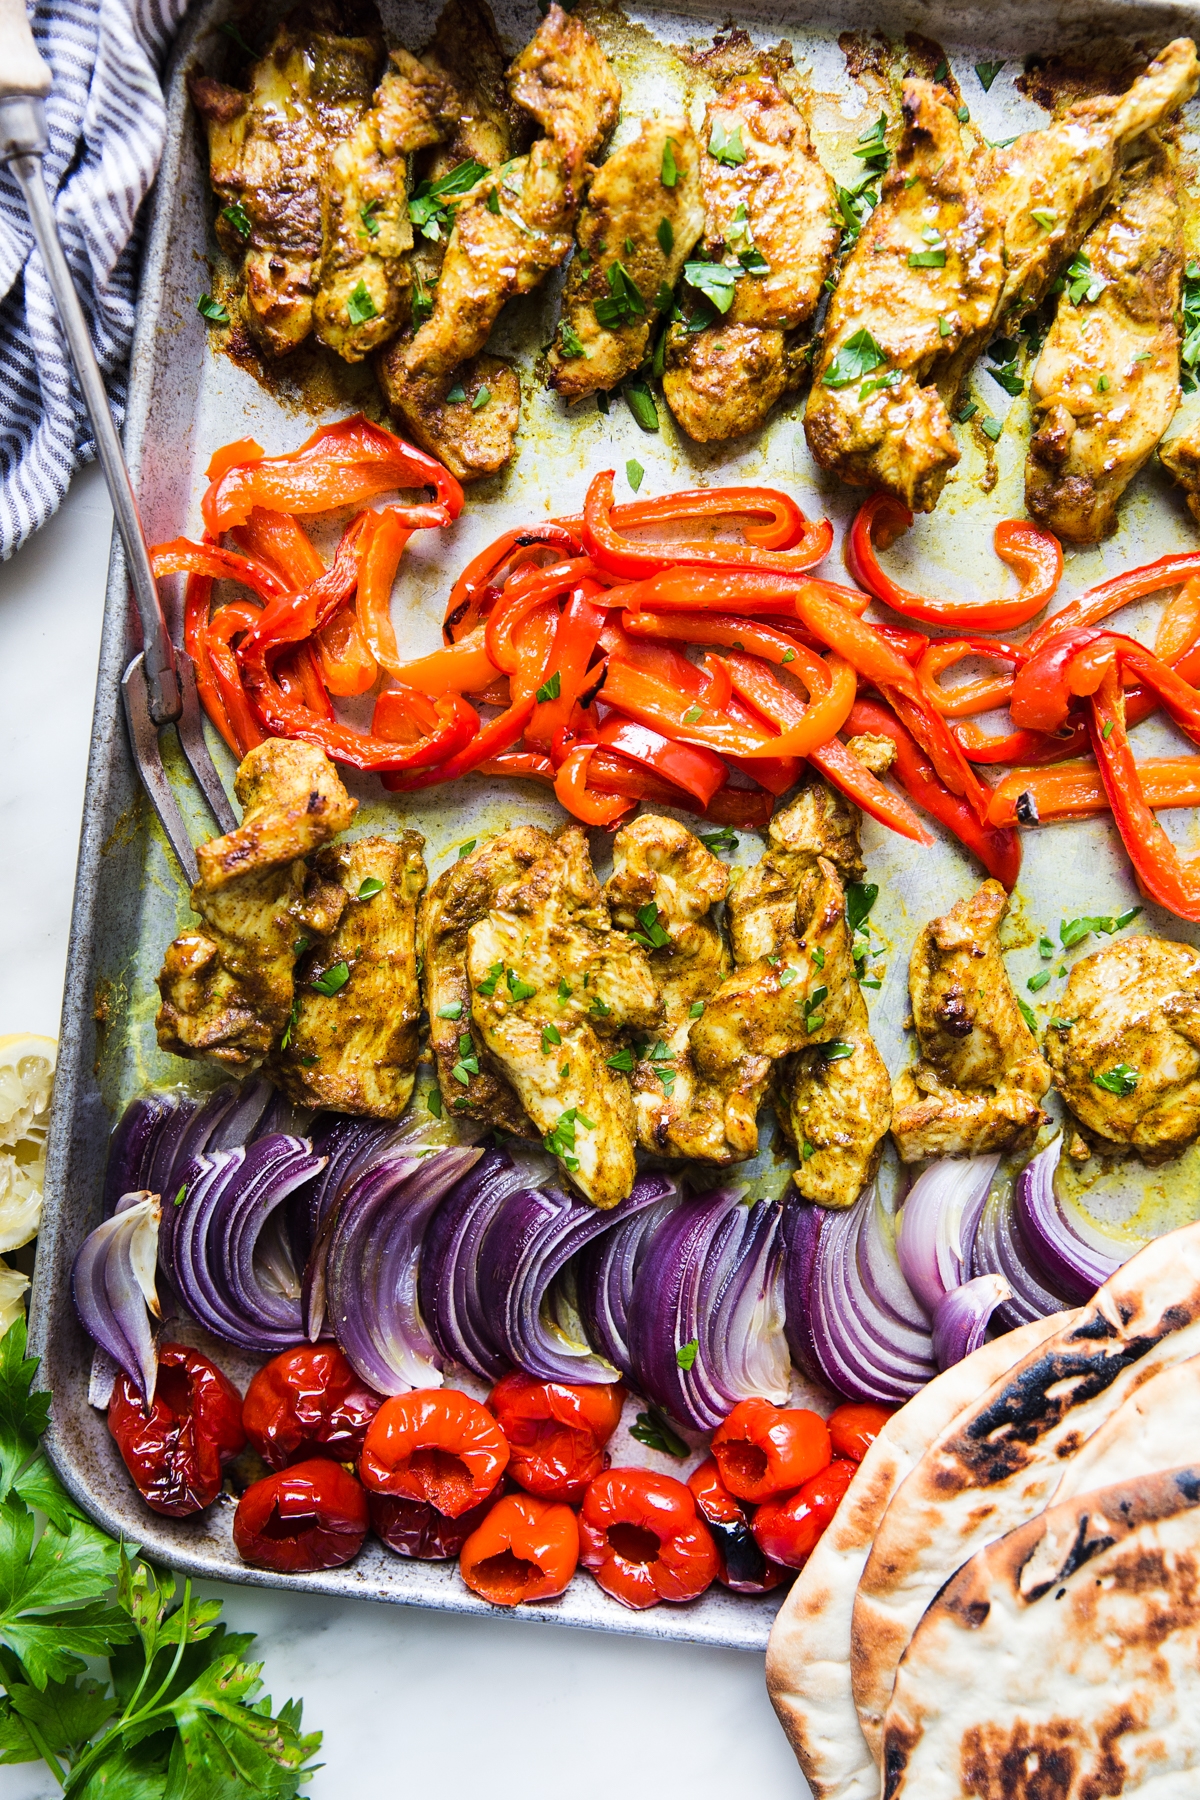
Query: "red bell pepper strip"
696 652 733 710
441 524 584 642
1023 551 1200 657
1155 574 1200 663
583 470 833 579
230 506 325 589
381 695 537 792
202 599 266 758
986 756 1200 828
807 737 932 845
563 484 810 550
204 415 463 536
373 686 441 740
478 751 556 783
795 580 989 816
916 638 1022 716
846 493 1062 630
384 625 501 697
528 587 607 750
954 718 1090 765
150 537 289 602
600 570 836 619
355 510 417 678
594 715 727 806
623 611 818 666
582 747 776 828
724 649 858 759
484 563 590 675
1009 626 1107 734
555 745 634 827
315 605 377 697
182 571 241 755
845 698 1021 886
205 437 263 485
1088 666 1200 921
601 659 788 759
276 643 336 722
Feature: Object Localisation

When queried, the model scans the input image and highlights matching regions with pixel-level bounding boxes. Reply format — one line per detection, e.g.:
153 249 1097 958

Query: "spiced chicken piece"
156 740 357 1069
1025 140 1184 541
1045 935 1200 1162
189 0 383 356
273 833 427 1115
892 880 1052 1161
379 4 619 480
663 68 838 443
547 119 705 400
1162 413 1200 521
466 829 661 1209
313 50 458 361
420 0 526 179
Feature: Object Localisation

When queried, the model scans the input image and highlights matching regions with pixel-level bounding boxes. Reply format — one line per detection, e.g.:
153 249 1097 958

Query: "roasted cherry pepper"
234 1458 369 1573
578 1468 719 1610
752 1459 857 1571
108 1343 245 1518
242 1344 382 1471
370 1488 502 1561
710 1397 831 1504
826 1402 895 1464
488 1372 624 1504
359 1388 509 1517
686 1458 786 1595
458 1493 580 1605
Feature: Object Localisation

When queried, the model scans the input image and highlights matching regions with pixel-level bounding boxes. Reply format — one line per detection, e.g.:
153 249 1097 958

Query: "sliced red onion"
932 1273 1012 1370
897 1155 1000 1318
324 1147 482 1395
1013 1137 1127 1305
72 1191 162 1403
971 1181 1071 1329
577 1190 680 1375
103 1092 187 1217
627 1187 789 1430
164 1135 325 1351
418 1149 537 1378
783 1188 936 1405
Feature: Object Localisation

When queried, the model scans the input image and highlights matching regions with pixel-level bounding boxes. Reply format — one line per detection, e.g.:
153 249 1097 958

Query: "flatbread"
1056 1354 1200 1503
882 1464 1200 1798
851 1220 1200 1762
765 1315 1067 1800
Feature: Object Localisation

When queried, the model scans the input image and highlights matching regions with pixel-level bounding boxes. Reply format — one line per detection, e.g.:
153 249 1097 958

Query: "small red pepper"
711 1398 832 1504
359 1389 510 1518
752 1458 857 1570
578 1468 720 1610
686 1458 787 1594
846 493 1062 630
108 1343 245 1518
241 1344 381 1471
370 1488 501 1560
488 1371 624 1504
234 1458 369 1573
583 470 833 580
826 1402 895 1463
846 697 1022 888
459 1492 580 1605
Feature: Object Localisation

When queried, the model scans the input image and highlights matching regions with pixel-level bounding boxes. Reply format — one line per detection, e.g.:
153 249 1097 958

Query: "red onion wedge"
970 1178 1070 1329
784 1187 936 1405
578 1189 680 1375
932 1273 1012 1370
897 1155 999 1318
72 1191 162 1403
1013 1136 1127 1305
628 1187 788 1431
323 1146 482 1395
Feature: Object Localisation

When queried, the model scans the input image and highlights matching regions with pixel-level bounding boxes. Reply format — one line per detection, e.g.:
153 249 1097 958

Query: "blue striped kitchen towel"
0 0 190 559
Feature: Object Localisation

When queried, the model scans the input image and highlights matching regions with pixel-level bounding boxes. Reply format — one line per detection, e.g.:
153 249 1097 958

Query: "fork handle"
0 0 51 102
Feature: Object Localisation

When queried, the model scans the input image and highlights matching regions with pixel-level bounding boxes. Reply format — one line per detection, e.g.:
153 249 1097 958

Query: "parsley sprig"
408 158 488 242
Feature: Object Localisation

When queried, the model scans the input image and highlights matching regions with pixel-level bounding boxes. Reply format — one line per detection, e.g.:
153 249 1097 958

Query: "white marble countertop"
0 464 804 1799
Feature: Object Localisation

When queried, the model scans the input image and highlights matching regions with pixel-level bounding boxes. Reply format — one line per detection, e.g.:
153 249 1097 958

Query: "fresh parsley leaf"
594 261 646 330
661 137 678 188
309 962 350 997
1039 934 1055 959
821 1040 855 1062
624 381 659 431
541 1024 562 1053
699 828 737 853
689 1000 705 1018
675 1340 699 1371
471 387 490 411
427 1086 443 1117
981 416 1002 441
436 1002 463 1020
506 968 537 1002
989 360 1024 397
1027 969 1051 992
1064 250 1106 306
535 671 561 703
446 383 467 404
957 400 978 422
632 903 671 951
409 158 488 239
477 962 504 998
411 268 434 329
845 882 878 934
196 294 228 325
1031 207 1056 229
1093 1063 1139 1096
0 1322 50 1501
589 995 612 1018
682 705 703 725
908 246 946 268
626 458 644 492
683 261 737 314
812 945 826 969
357 876 385 900
346 281 377 326
708 121 746 167
458 840 477 859
220 200 252 240
280 995 300 1052
606 1047 635 1072
1017 997 1039 1034
975 59 1004 89
657 217 674 255
557 978 572 1005
559 320 587 359
779 967 797 987
630 1409 688 1457
824 328 886 389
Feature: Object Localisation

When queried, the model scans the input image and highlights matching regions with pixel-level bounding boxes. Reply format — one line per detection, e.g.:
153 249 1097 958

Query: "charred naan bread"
882 1464 1200 1797
765 1314 1067 1800
850 1221 1200 1763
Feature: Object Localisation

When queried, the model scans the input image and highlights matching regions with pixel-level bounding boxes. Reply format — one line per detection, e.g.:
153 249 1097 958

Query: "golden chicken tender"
466 828 661 1209
664 68 838 443
892 880 1051 1161
156 740 357 1070
548 118 704 400
274 833 427 1116
420 0 526 179
1026 140 1184 542
775 998 893 1211
1045 935 1200 1162
189 0 384 356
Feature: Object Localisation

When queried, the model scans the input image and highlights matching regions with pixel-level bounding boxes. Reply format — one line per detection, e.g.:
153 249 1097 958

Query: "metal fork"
0 0 236 884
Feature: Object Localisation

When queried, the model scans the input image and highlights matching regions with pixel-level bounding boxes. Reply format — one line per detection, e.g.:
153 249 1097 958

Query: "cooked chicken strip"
156 740 356 1069
418 828 548 1136
1045 936 1200 1162
805 80 1001 512
664 70 838 443
547 119 704 400
604 816 731 1156
313 51 458 361
274 833 426 1116
807 40 1199 512
379 4 619 479
420 0 525 179
728 773 866 965
892 879 1051 1161
189 0 383 356
466 829 661 1208
1162 413 1200 521
1025 143 1184 541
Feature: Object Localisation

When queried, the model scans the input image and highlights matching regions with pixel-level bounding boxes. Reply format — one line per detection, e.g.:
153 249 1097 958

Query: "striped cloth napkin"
0 0 189 560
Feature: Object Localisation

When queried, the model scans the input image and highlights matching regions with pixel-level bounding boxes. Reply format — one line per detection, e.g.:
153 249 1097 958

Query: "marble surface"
0 464 804 1799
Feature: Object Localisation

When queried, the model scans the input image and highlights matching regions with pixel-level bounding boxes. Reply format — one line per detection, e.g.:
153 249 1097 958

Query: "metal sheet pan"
28 0 1200 1653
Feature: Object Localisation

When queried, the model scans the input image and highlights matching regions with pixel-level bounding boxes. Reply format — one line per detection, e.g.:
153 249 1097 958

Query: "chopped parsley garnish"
221 200 252 239
625 380 660 431
682 705 704 724
595 261 646 329
957 400 978 422
357 876 385 899
700 827 738 852
821 1041 855 1062
860 368 903 400
846 882 878 933
359 198 382 237
739 246 769 276
173 1183 187 1207
347 281 377 325
908 242 946 268
627 458 644 491
974 60 1004 90
661 137 679 188
471 387 490 410
1102 718 1115 739
684 261 738 314
477 962 504 997
506 968 538 1002
1093 1063 1139 1096
823 328 886 389
1017 997 1039 1034
676 1339 699 1370
294 936 311 957
310 962 350 996
447 383 467 403
559 320 588 359
1031 207 1056 229
437 1002 464 1020
458 840 477 858
589 995 612 1018
281 994 300 1050
657 217 675 254
427 1086 443 1117
1182 260 1200 390
631 1408 688 1456
409 158 488 240
607 1046 635 1072
1027 969 1051 992
689 1000 705 1018
708 121 746 167
1039 935 1055 959
633 903 671 951
957 105 969 122
1060 909 1140 948
981 416 1002 441
542 1023 562 1053
812 945 826 969
1097 374 1110 393
411 268 434 329
544 1107 596 1166
558 977 572 1004
938 314 952 337
197 293 229 324
1061 251 1106 306
780 967 797 987
854 113 888 163
536 671 561 703
486 186 500 214
805 984 829 1033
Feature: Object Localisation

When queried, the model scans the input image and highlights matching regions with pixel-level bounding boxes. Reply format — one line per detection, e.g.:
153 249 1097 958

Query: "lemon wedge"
0 1034 56 1253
